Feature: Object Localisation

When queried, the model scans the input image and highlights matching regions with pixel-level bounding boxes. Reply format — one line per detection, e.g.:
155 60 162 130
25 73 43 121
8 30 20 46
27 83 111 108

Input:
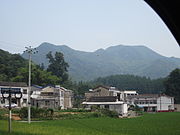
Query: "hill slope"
22 42 180 81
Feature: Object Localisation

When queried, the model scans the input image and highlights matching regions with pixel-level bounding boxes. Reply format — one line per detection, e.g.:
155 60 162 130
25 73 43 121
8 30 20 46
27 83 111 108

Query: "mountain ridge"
22 42 180 81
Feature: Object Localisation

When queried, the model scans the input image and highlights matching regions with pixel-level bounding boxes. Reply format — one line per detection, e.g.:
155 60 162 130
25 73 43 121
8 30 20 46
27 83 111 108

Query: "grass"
0 112 180 135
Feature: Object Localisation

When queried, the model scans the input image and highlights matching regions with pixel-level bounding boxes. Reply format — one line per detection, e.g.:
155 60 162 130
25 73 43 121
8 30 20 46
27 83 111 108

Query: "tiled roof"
0 81 27 87
41 86 54 93
87 96 117 102
92 85 110 90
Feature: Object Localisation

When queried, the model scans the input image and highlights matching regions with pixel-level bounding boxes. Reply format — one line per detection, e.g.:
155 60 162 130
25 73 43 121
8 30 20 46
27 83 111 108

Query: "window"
1 99 5 104
23 89 27 94
56 102 58 106
61 91 64 97
45 101 49 106
23 99 27 103
153 100 157 104
105 105 109 109
117 93 121 101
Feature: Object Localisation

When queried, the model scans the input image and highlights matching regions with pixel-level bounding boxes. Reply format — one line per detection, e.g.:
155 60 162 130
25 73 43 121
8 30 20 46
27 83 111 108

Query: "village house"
31 85 73 109
0 81 29 108
82 85 175 114
0 82 73 110
82 85 138 116
127 94 174 112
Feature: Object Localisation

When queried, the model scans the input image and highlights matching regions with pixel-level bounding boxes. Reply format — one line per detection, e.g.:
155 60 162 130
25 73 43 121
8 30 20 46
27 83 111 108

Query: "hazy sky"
0 0 179 58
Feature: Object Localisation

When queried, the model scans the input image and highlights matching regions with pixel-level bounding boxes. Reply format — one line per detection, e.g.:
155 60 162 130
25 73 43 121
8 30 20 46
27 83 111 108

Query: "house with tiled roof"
32 85 73 109
83 85 138 116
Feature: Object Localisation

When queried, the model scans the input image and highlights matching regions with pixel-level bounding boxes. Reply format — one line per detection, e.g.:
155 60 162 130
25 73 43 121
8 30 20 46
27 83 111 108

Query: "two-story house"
83 85 138 116
31 85 73 109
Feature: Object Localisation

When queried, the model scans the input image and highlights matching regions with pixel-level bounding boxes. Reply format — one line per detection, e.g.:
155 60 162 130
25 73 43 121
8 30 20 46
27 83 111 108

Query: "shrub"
100 108 119 118
19 107 28 118
90 105 100 112
19 107 54 119
12 108 20 114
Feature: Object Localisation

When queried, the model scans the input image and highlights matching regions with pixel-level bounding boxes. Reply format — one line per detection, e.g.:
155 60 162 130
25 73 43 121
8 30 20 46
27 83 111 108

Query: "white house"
0 82 29 108
128 94 174 112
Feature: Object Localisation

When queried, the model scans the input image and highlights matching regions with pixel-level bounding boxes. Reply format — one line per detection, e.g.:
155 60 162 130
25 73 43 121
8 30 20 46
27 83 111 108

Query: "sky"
0 0 179 58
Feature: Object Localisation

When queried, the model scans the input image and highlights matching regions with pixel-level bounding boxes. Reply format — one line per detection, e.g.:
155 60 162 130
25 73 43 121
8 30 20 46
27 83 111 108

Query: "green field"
0 112 180 135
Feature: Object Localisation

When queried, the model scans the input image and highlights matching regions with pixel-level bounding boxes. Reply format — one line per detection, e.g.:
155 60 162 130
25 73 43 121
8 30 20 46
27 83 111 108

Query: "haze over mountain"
22 42 180 81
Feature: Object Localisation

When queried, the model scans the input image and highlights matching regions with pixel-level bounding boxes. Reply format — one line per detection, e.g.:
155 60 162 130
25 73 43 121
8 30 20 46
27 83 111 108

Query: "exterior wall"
109 104 127 115
59 89 64 109
122 91 138 101
174 104 180 112
85 104 125 115
157 96 174 111
109 104 122 114
0 86 29 108
85 87 110 100
130 95 174 112
85 93 94 100
64 91 73 109
31 87 73 109
122 104 128 114
93 87 110 96
36 99 58 109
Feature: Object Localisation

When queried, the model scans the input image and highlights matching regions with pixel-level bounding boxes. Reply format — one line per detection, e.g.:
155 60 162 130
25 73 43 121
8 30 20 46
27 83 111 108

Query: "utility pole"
24 46 38 124
8 88 12 133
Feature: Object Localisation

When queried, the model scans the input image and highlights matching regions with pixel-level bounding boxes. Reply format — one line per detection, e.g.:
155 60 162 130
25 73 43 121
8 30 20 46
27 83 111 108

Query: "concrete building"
0 82 73 110
0 82 29 108
83 85 137 116
128 94 174 112
32 85 73 109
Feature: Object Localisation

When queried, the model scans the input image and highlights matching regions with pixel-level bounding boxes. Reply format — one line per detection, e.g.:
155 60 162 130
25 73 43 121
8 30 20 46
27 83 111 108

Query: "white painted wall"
157 96 174 111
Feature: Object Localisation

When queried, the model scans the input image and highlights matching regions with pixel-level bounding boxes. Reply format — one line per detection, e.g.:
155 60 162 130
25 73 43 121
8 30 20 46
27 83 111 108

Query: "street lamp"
1 88 22 133
24 46 38 124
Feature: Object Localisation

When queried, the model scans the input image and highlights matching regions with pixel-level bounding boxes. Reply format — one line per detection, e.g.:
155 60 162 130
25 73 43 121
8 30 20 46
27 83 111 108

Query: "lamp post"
24 46 38 124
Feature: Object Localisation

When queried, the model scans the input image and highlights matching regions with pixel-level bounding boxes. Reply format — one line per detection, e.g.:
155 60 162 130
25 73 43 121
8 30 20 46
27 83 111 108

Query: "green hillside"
22 42 180 81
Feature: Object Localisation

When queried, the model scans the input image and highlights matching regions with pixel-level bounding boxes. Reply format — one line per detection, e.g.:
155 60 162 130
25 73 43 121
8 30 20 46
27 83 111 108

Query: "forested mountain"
91 75 165 94
22 42 180 81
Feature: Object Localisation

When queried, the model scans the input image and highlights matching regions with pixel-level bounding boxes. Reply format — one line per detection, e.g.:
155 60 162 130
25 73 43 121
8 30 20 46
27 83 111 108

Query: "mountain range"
22 42 180 81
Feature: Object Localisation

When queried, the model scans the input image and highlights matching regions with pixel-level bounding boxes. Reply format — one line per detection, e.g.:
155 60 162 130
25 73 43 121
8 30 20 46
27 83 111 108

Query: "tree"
11 64 61 86
46 51 69 83
0 49 27 81
164 68 180 103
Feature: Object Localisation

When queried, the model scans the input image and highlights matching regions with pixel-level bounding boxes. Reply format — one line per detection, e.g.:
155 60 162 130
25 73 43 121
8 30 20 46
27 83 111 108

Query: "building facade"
0 82 29 108
128 94 174 112
0 82 73 110
31 85 73 109
83 85 137 116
